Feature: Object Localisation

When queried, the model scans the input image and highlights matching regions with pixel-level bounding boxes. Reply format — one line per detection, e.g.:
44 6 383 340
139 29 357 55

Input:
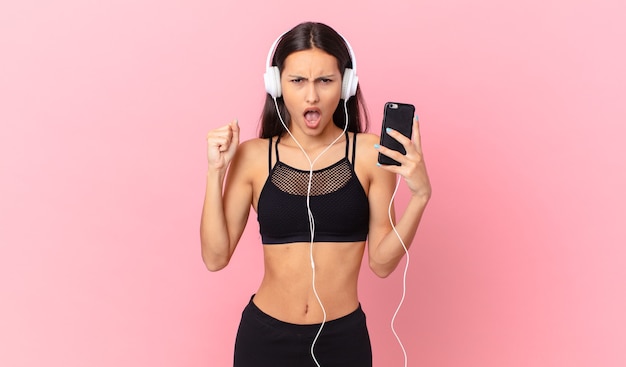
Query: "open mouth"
303 108 321 128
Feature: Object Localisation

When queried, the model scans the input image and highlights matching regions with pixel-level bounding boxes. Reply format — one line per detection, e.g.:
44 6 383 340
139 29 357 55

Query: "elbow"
372 268 393 279
200 233 233 272
201 250 230 272
204 259 228 272
369 259 393 279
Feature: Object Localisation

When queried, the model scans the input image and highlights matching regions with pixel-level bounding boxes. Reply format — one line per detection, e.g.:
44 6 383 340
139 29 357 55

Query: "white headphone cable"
389 174 409 367
272 97 349 367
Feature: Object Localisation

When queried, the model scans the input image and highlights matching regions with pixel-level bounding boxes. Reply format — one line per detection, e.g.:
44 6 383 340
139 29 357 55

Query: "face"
280 47 342 137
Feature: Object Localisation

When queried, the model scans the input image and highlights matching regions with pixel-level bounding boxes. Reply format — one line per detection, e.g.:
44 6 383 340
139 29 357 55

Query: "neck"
282 125 344 150
280 124 346 164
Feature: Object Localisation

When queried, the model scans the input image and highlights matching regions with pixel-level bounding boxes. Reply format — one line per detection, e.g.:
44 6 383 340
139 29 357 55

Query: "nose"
305 82 319 104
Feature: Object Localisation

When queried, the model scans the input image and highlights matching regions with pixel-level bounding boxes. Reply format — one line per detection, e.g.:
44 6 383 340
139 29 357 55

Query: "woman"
201 22 431 367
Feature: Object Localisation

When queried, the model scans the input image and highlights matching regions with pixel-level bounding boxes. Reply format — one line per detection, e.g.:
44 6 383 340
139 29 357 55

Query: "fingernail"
374 144 380 149
376 162 381 167
415 114 419 121
385 127 391 133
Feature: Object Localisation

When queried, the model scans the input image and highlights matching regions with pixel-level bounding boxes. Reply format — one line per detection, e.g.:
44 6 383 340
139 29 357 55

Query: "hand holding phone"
378 102 415 166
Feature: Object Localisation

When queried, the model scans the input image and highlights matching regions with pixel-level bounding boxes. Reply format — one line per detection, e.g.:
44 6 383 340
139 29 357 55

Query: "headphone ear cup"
264 66 281 98
341 68 358 100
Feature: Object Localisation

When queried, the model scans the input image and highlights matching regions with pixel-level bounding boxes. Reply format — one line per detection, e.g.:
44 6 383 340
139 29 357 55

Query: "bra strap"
351 132 358 166
267 137 273 173
275 135 281 163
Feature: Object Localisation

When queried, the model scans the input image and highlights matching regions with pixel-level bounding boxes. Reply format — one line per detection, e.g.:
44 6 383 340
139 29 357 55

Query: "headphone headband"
263 27 359 100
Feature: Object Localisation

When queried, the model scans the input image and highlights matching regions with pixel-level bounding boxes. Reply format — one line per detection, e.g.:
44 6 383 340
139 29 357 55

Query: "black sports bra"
257 133 370 245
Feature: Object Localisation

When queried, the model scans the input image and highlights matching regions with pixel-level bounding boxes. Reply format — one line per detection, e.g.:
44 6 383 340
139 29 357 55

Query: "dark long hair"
259 22 369 138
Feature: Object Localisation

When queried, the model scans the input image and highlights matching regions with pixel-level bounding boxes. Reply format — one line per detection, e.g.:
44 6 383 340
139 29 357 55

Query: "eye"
290 78 304 83
320 78 333 84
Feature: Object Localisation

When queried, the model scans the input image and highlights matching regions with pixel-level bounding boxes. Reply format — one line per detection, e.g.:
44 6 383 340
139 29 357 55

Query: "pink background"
1 0 625 366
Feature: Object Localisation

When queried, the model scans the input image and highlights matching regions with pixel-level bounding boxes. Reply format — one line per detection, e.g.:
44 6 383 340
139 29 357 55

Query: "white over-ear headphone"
263 30 359 101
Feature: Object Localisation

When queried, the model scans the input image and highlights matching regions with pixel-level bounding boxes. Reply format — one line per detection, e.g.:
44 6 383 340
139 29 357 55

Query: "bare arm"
200 120 253 271
365 116 432 278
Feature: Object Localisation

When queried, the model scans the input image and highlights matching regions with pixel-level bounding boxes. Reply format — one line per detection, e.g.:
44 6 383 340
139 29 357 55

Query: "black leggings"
234 296 372 367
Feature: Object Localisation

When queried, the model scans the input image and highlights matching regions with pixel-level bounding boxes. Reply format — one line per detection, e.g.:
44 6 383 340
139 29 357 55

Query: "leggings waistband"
244 295 365 337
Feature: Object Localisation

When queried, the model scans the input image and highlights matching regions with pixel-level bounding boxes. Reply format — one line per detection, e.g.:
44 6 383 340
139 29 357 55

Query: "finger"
207 130 231 145
207 121 237 143
207 135 232 155
375 144 407 165
412 115 423 154
384 127 412 146
376 162 401 175
230 118 240 147
206 124 230 140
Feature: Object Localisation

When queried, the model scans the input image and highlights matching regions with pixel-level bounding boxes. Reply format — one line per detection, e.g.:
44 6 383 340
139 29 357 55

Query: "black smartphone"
378 102 415 166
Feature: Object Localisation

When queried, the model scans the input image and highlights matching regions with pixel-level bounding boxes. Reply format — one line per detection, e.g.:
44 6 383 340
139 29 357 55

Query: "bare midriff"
252 241 366 325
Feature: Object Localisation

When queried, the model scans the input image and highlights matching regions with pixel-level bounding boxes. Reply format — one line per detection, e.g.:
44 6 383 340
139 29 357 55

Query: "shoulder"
352 133 380 178
353 132 395 186
234 137 272 163
229 137 270 177
238 137 269 157
354 132 379 146
354 132 380 162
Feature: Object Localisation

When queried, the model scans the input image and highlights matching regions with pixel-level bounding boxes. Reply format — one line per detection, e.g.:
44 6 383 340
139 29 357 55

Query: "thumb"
230 118 240 145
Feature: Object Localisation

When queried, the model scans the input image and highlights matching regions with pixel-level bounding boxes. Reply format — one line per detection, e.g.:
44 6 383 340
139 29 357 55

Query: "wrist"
409 191 431 204
206 167 227 183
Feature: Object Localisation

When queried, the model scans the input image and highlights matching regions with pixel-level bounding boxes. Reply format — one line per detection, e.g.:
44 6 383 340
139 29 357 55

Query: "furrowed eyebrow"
286 74 337 80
